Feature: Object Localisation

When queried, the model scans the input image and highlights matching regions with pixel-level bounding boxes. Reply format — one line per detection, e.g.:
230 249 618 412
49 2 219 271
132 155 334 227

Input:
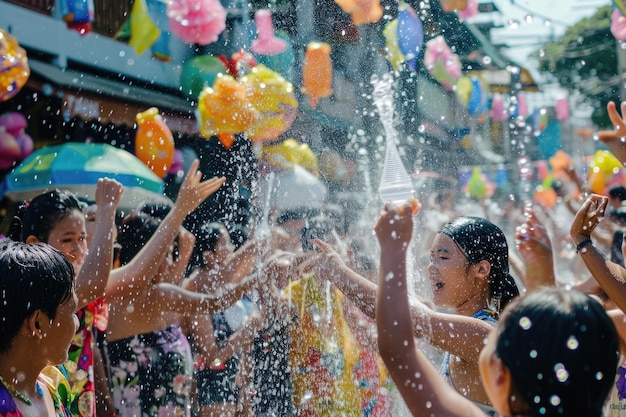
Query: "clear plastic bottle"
371 74 415 204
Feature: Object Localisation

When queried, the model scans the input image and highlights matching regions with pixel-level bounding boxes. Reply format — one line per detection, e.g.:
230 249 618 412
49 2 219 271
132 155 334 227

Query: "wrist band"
576 238 593 254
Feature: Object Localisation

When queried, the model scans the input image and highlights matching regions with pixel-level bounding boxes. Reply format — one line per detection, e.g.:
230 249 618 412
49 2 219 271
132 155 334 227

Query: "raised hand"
174 159 226 215
570 194 609 244
95 177 124 213
598 101 626 164
374 202 414 250
515 208 555 291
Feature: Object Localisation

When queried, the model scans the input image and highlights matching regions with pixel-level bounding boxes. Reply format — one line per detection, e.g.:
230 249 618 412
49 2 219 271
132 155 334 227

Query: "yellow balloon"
590 150 622 176
455 76 472 106
262 138 319 176
383 19 404 71
241 65 298 143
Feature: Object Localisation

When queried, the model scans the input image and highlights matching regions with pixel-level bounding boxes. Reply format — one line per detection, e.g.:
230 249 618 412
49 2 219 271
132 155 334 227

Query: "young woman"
375 201 619 417
0 238 79 417
308 213 519 413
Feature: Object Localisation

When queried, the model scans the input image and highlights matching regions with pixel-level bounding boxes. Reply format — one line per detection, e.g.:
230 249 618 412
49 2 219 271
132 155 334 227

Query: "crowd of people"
3 100 626 417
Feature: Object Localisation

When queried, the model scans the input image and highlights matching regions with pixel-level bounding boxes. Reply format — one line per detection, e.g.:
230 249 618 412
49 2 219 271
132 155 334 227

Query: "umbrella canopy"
1 142 171 209
259 163 327 210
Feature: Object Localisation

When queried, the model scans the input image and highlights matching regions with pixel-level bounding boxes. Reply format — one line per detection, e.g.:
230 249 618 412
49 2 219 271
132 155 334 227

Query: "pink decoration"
0 112 32 164
611 8 626 41
423 36 461 89
517 92 528 117
167 0 227 45
251 10 287 55
457 0 478 20
555 97 569 122
168 149 184 176
490 93 508 121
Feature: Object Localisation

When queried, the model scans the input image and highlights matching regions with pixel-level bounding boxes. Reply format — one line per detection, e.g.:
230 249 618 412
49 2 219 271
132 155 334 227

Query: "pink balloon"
0 112 27 136
168 148 184 175
490 93 508 121
555 97 569 122
0 131 21 170
167 0 227 45
611 8 626 41
423 36 461 89
251 10 286 55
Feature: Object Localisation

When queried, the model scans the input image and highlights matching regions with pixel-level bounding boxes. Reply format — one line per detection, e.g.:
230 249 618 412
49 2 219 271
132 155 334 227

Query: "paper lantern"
555 97 569 122
167 0 226 45
135 107 175 178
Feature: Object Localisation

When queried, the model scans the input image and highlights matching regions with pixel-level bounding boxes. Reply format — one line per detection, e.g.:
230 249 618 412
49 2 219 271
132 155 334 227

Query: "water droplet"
566 336 579 350
519 316 532 330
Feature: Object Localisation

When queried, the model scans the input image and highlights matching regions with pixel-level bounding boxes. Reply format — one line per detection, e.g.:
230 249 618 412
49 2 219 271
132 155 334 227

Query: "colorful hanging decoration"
241 65 298 143
382 20 404 71
180 55 228 100
440 0 468 12
555 97 569 122
396 2 424 71
251 10 287 56
456 0 478 20
145 0 171 61
533 174 557 208
0 112 33 170
197 74 258 141
262 138 319 176
334 0 383 26
490 93 508 121
253 31 295 77
0 30 30 103
612 1 626 41
517 92 529 117
301 42 333 109
456 76 487 117
219 50 258 78
134 107 175 178
167 0 227 45
128 0 161 55
465 167 494 200
58 0 95 35
423 35 461 89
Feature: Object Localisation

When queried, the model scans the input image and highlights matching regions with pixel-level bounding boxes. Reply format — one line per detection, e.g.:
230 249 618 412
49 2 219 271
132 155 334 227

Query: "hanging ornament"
128 0 161 55
555 97 569 122
58 0 95 35
456 0 478 20
382 20 404 71
334 0 383 26
167 0 227 45
490 94 508 122
0 30 30 103
135 107 175 178
423 35 461 89
440 0 468 12
251 10 287 55
301 42 333 108
396 2 424 71
180 55 228 100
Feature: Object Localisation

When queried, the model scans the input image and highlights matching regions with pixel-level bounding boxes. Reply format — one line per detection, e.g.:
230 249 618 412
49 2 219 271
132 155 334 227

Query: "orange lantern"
301 42 333 109
135 107 175 178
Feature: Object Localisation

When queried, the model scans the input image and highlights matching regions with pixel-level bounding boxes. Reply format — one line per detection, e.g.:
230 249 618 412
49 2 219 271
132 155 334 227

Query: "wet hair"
0 238 75 354
196 222 229 255
495 287 618 417
609 185 626 201
440 216 519 313
117 212 162 266
9 189 83 243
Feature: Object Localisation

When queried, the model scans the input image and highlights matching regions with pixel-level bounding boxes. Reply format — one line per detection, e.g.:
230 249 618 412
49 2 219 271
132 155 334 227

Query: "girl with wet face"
375 202 618 417
308 211 519 413
0 238 79 417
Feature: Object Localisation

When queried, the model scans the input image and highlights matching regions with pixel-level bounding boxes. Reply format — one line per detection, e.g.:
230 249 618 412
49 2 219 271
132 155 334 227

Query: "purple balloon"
397 4 424 69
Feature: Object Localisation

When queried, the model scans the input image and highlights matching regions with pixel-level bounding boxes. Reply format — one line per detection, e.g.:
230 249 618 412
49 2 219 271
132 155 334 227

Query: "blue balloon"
397 3 424 67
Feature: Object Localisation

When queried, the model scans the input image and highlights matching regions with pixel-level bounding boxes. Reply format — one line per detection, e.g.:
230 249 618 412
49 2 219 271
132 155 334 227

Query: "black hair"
609 185 626 201
495 287 618 417
117 212 162 266
0 238 75 354
440 216 519 313
9 189 83 243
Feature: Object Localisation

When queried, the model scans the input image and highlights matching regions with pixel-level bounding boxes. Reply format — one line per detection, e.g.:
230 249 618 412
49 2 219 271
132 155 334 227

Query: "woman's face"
46 210 88 275
427 233 476 309
43 289 80 365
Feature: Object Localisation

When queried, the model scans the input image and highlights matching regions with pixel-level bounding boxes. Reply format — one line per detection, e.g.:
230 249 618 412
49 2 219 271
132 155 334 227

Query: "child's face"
47 210 88 275
45 288 80 365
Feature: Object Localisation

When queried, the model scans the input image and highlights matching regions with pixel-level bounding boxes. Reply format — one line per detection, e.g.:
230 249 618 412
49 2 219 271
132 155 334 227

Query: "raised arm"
75 178 124 307
374 202 481 417
105 159 225 297
570 194 626 312
514 208 556 292
598 101 626 164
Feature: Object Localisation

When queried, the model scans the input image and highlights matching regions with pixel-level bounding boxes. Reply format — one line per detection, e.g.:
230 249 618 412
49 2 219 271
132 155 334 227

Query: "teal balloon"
180 55 228 99
253 31 294 80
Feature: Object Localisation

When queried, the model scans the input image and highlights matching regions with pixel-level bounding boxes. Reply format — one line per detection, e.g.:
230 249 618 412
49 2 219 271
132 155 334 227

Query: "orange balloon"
135 107 175 178
301 42 333 108
588 171 607 195
0 29 30 102
335 0 382 25
533 187 557 208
